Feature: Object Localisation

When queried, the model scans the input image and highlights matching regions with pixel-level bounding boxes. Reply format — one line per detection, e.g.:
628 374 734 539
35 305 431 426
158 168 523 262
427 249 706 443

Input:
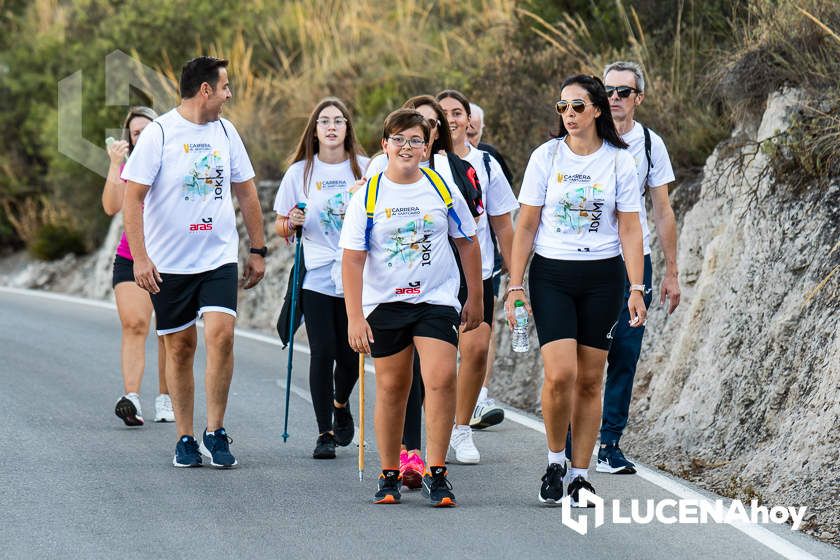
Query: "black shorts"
367 302 460 358
112 255 135 288
150 263 238 335
457 277 496 327
528 254 624 350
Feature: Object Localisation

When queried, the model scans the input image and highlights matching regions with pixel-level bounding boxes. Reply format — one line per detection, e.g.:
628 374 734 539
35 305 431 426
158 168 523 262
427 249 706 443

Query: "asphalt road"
1 288 837 560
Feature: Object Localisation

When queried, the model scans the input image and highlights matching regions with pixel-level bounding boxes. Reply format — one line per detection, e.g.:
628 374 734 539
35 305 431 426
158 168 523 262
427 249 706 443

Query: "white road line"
1 286 824 560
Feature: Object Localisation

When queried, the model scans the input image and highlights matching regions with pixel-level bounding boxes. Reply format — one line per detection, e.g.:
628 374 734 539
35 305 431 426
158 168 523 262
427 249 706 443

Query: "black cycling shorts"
528 254 624 350
458 277 495 327
367 302 460 358
112 255 136 288
150 263 238 335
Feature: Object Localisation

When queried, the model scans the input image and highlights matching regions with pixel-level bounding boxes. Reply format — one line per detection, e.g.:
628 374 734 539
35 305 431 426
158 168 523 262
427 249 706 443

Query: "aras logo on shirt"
395 281 422 296
188 217 213 232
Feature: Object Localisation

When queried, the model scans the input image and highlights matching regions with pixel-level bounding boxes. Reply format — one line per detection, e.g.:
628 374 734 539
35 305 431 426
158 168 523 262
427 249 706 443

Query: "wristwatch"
249 246 268 258
629 284 646 295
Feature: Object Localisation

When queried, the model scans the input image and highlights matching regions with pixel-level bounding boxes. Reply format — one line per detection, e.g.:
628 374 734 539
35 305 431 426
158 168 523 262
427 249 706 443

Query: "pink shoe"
401 450 424 490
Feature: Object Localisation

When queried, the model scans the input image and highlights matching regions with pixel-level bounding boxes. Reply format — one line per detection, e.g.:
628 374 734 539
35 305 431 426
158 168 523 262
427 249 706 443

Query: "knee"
424 372 456 395
544 369 575 396
166 339 196 366
121 314 150 337
205 327 234 355
575 375 603 400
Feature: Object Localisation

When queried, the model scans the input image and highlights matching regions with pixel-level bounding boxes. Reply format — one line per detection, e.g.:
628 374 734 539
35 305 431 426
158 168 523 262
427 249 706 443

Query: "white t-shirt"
365 152 457 188
518 138 639 261
273 154 369 296
339 173 476 317
121 109 255 274
622 121 675 254
461 145 519 278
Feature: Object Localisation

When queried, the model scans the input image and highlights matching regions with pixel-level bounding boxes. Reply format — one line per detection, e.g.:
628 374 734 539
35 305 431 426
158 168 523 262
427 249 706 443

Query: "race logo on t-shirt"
316 179 347 191
553 180 606 235
386 215 434 268
384 206 421 219
183 149 225 202
319 192 349 236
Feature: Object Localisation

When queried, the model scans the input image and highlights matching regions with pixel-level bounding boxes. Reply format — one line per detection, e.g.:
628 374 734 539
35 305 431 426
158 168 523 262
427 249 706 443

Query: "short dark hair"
382 109 430 143
179 56 229 99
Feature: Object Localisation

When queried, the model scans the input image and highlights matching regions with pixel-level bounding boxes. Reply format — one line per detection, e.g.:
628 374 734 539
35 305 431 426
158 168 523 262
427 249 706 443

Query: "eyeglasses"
388 135 426 149
605 85 640 99
555 99 594 115
316 117 348 127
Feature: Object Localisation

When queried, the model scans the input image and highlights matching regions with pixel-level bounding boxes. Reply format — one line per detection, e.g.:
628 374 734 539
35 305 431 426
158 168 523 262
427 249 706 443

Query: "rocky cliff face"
492 88 840 544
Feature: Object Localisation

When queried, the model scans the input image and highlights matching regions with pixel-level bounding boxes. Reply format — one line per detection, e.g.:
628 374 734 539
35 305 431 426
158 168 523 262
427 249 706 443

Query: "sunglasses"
555 99 594 115
605 85 640 99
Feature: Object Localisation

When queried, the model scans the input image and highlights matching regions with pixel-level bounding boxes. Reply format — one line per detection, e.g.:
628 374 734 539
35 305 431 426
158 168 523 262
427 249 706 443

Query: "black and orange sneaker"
373 470 402 504
421 466 456 507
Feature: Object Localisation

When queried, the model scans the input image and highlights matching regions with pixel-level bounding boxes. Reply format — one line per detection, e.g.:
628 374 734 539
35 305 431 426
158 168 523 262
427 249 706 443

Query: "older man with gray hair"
581 61 681 474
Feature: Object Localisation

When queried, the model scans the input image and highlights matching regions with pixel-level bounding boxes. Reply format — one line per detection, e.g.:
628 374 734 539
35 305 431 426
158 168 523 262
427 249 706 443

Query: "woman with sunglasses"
505 75 645 506
102 106 173 427
273 97 369 459
436 89 518 465
341 108 482 506
366 95 484 488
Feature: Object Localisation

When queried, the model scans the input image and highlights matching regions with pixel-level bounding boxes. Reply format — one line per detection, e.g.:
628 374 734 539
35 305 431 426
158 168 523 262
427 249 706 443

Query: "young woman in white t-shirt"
504 75 647 507
273 97 369 460
340 109 482 507
436 89 518 465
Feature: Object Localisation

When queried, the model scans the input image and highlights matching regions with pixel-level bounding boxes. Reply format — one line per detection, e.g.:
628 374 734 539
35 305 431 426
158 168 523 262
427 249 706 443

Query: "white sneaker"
448 425 480 464
115 392 144 427
469 398 505 430
154 394 175 423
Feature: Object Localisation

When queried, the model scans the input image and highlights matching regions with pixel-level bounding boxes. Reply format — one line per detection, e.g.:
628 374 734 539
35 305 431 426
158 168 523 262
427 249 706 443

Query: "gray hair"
470 103 484 129
603 61 645 92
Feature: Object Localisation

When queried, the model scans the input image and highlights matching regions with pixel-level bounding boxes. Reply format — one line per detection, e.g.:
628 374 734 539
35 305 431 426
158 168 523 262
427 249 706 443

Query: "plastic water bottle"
512 300 529 353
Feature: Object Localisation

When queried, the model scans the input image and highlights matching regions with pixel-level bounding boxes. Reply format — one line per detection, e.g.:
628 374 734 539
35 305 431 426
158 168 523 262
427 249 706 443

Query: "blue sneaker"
596 442 636 474
199 427 238 468
173 435 202 467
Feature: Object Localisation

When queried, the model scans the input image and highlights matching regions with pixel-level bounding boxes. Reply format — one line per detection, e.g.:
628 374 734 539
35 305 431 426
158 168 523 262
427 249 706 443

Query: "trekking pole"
282 202 306 443
358 352 365 481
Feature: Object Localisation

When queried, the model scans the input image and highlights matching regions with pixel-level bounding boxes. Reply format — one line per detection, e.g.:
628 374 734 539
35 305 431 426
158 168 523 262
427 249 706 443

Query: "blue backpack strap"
363 173 382 250
419 167 471 242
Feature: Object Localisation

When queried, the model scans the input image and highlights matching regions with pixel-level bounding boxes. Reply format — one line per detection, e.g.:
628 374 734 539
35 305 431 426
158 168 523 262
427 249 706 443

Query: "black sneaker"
313 432 336 459
115 394 144 427
173 435 202 467
199 427 238 468
538 462 566 505
596 442 636 474
333 403 354 447
567 475 597 508
421 466 456 507
373 470 402 504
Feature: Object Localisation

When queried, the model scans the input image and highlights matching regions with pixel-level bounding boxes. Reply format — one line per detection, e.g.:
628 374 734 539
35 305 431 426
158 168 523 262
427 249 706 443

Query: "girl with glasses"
365 95 485 488
102 106 174 427
273 97 369 460
340 109 482 506
435 89 519 466
505 75 646 506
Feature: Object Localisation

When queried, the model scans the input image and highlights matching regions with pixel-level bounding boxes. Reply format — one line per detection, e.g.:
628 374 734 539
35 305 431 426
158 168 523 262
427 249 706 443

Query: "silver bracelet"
505 285 525 296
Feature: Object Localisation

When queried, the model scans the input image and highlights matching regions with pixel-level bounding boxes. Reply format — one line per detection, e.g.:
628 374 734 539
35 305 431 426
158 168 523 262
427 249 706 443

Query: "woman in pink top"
102 106 173 426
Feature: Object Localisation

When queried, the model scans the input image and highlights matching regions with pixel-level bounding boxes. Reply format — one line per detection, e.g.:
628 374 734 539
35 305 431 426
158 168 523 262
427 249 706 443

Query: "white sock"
478 387 489 402
569 467 588 480
455 424 470 432
548 449 566 465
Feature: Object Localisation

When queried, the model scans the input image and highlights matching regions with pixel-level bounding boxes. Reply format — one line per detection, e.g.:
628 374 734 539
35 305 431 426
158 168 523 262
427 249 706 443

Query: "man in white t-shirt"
592 60 682 474
122 56 266 469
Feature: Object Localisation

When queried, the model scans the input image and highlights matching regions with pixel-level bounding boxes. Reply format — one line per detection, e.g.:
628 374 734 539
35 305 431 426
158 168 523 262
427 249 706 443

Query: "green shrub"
28 223 87 261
